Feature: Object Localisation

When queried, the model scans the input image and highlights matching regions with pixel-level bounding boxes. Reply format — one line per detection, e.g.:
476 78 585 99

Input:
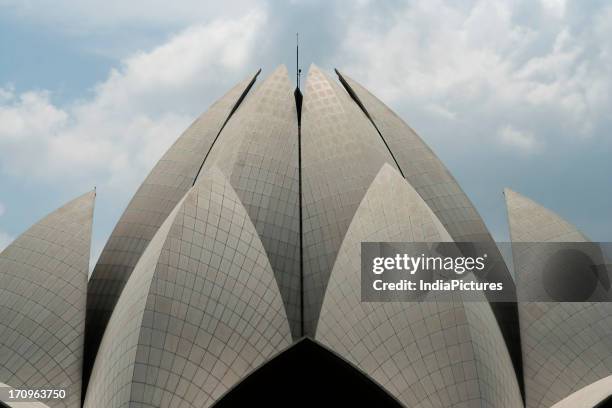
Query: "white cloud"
337 0 612 147
0 10 266 194
498 125 542 154
338 1 532 102
425 104 457 120
0 87 13 103
540 0 566 19
0 202 11 252
0 231 12 252
0 0 261 32
0 91 68 141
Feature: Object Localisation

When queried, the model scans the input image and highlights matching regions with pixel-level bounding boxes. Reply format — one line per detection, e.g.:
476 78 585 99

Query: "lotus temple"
0 64 610 408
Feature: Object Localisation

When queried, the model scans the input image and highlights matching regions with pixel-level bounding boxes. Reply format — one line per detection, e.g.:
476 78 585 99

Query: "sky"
0 0 610 269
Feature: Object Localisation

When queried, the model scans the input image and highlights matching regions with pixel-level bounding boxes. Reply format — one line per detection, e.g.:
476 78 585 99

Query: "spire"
294 33 303 125
296 32 302 90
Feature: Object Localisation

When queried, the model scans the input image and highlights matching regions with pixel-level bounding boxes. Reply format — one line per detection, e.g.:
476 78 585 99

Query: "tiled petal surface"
84 168 291 408
301 65 401 335
336 71 524 393
505 188 612 408
85 71 261 383
198 66 301 338
317 165 522 408
0 191 95 408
